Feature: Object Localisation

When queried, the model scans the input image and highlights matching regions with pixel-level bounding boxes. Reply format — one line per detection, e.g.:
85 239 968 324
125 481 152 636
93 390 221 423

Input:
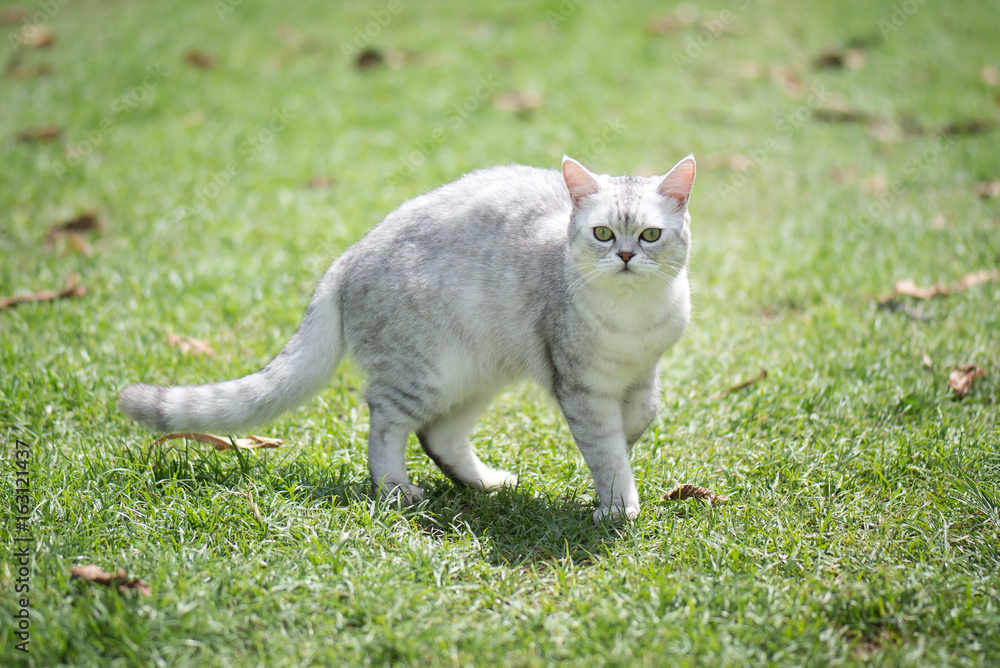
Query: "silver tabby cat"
120 155 696 522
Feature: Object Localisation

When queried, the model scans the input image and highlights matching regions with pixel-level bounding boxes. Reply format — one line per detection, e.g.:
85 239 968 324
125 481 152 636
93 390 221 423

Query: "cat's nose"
617 251 634 264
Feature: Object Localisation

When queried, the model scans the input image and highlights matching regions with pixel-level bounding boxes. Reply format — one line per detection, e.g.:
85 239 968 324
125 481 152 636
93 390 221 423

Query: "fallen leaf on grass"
814 103 874 124
704 153 755 172
166 333 215 356
982 65 999 87
922 354 934 370
5 60 53 80
0 6 28 24
947 364 985 398
0 274 85 309
876 269 1000 305
20 26 54 47
647 15 684 35
355 48 383 69
492 90 544 113
15 124 61 143
45 211 102 242
274 23 306 49
151 432 283 451
305 175 335 189
939 119 996 137
665 484 730 506
71 565 151 596
184 49 215 69
929 212 950 229
769 65 803 97
974 181 1000 198
710 369 767 400
814 48 866 70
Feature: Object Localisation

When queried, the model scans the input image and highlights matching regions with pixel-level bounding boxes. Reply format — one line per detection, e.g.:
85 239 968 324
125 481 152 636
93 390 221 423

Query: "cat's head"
562 155 695 286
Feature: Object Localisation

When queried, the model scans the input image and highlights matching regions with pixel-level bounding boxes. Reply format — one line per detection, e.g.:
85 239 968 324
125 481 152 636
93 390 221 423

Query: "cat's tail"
119 273 344 434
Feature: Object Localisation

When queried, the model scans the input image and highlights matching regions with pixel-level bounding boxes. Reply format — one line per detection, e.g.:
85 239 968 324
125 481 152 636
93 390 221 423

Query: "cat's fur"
120 155 696 522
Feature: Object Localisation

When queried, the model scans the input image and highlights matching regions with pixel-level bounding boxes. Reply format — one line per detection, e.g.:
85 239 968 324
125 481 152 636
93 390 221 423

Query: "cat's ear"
657 154 696 210
562 156 600 207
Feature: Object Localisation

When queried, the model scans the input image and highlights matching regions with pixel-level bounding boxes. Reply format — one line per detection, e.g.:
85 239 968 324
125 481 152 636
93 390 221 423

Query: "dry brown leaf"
866 119 903 143
769 65 803 97
929 212 949 229
15 124 61 143
274 23 305 49
734 61 763 80
704 154 755 172
710 369 767 400
876 270 1000 305
493 90 544 113
59 232 92 256
830 166 857 184
982 65 999 87
71 564 151 596
306 175 335 189
21 26 54 48
0 273 85 309
151 432 283 451
355 48 383 69
974 181 1000 198
948 364 985 398
647 15 683 35
166 333 215 356
45 212 102 242
940 119 996 137
0 6 28 24
6 61 53 80
860 175 887 194
814 104 873 124
814 48 865 70
665 484 730 505
184 49 215 69
921 353 934 370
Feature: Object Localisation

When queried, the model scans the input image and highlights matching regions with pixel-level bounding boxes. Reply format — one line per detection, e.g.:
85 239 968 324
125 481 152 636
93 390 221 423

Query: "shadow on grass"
404 480 622 566
118 443 623 565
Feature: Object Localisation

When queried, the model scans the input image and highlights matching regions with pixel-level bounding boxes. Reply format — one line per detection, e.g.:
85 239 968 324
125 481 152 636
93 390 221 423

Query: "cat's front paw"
592 502 640 525
379 482 425 506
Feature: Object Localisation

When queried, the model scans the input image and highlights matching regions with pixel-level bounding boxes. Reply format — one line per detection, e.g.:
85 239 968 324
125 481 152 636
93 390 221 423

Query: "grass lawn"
2 0 999 665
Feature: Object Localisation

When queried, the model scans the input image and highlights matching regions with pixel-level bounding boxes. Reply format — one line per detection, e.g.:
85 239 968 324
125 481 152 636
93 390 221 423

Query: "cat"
120 155 696 522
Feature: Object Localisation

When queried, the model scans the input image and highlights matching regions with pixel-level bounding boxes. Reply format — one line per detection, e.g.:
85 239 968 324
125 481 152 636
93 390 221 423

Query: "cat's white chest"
576 273 690 389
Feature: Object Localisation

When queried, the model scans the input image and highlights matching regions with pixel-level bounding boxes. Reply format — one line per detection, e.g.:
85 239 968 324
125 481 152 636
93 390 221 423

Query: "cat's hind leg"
417 394 517 491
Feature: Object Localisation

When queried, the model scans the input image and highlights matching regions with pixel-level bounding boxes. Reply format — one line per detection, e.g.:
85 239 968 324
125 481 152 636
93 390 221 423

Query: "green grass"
2 0 999 665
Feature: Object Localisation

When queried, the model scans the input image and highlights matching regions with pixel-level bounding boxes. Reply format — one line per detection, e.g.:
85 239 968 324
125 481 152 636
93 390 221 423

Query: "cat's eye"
640 228 662 242
593 226 614 242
